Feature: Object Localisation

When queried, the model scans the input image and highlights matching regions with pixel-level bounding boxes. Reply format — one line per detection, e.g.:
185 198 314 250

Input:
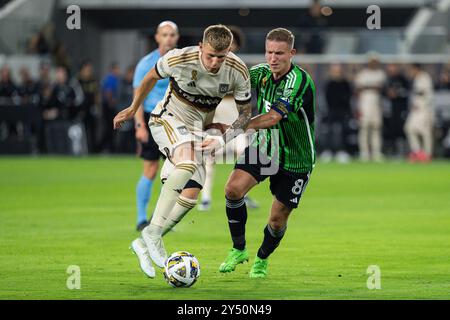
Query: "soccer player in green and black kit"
219 28 316 278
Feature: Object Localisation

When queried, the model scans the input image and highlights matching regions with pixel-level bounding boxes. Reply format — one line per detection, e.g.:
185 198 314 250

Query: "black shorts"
234 147 312 209
140 112 163 161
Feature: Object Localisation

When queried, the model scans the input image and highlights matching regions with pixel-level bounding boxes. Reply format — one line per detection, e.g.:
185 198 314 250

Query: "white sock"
162 195 197 236
201 160 214 202
147 161 197 237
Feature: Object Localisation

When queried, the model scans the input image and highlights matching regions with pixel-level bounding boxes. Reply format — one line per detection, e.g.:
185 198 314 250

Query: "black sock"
225 196 247 250
257 224 287 259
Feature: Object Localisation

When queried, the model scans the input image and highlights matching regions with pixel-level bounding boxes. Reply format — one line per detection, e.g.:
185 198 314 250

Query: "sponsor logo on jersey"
171 78 222 110
187 81 196 88
290 197 298 204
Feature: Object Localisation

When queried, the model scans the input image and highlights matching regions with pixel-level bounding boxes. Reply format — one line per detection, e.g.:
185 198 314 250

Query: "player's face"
265 40 295 75
155 25 179 52
199 42 230 74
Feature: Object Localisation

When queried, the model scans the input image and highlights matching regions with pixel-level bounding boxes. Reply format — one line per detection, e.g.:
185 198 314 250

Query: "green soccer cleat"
219 248 249 273
249 256 268 278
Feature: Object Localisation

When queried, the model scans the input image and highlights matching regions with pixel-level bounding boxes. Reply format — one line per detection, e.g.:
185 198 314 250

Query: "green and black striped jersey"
249 62 316 173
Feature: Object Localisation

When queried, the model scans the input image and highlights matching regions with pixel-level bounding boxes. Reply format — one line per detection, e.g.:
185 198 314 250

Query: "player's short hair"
202 24 233 51
266 28 295 49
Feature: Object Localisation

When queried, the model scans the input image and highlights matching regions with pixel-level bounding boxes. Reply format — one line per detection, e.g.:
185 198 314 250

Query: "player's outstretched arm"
200 101 252 152
246 108 282 130
247 97 292 130
113 67 161 130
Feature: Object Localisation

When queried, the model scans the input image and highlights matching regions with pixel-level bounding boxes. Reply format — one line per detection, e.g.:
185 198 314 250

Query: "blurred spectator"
53 42 73 74
118 65 134 111
35 61 52 93
98 62 121 153
36 62 53 114
28 30 51 56
42 67 76 121
384 64 410 156
18 67 40 107
436 65 450 90
405 64 434 162
77 61 99 152
297 0 327 53
0 65 19 106
114 65 136 153
229 25 246 53
0 65 18 140
354 56 386 162
322 63 352 162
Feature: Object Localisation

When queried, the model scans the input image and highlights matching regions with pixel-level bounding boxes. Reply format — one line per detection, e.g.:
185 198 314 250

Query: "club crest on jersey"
219 83 229 94
177 126 189 135
262 76 268 87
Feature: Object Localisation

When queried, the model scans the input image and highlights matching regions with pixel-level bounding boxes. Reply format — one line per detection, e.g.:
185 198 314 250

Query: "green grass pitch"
0 157 449 300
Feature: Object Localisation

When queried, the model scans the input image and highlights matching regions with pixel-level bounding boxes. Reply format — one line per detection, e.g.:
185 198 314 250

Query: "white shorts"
149 113 206 188
149 113 203 158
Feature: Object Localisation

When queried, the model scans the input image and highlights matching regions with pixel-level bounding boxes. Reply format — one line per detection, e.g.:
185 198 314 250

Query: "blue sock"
136 175 153 225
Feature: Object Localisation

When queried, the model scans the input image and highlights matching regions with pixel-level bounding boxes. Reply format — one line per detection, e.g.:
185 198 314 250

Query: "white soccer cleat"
142 233 168 268
130 238 156 278
198 200 211 211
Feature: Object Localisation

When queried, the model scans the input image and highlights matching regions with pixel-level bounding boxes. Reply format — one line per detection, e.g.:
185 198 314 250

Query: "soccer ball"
163 251 200 288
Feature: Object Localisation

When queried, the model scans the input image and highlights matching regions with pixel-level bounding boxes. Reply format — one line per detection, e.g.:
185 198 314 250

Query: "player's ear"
291 48 297 56
199 42 203 51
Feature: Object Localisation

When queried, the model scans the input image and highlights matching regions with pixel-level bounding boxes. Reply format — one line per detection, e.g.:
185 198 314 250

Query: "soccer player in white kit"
404 64 434 162
113 25 252 278
354 56 386 162
198 26 259 211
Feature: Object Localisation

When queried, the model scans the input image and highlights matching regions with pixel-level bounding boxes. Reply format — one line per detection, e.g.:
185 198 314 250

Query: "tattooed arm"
222 101 252 143
200 101 252 152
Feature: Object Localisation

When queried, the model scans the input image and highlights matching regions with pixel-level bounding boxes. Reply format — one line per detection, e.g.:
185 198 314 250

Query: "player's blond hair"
266 28 295 49
202 24 233 51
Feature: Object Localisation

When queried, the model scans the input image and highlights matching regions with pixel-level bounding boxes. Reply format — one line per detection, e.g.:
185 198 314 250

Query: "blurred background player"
133 21 179 231
384 63 410 157
321 63 352 163
198 26 259 211
405 64 434 162
354 55 386 162
98 62 121 153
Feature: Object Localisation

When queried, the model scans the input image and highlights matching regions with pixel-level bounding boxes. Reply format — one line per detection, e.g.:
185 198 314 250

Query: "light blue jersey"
133 49 169 113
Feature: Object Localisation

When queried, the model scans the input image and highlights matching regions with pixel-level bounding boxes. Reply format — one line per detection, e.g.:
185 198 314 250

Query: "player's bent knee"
225 182 245 200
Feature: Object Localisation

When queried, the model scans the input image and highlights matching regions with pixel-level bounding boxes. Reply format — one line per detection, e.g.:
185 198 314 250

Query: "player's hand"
113 106 135 130
205 123 230 135
198 136 225 156
135 127 149 143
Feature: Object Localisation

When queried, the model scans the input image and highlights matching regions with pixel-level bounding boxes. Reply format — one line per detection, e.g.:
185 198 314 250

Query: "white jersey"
154 46 251 132
355 68 386 109
411 71 433 112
